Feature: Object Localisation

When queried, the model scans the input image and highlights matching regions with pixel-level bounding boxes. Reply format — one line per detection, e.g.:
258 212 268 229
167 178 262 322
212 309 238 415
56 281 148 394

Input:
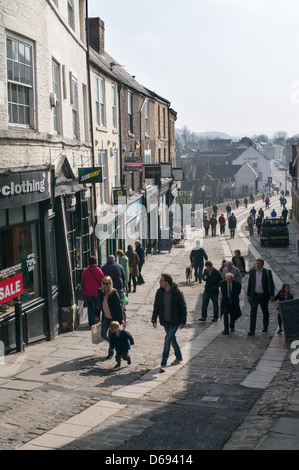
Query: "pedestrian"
109 321 134 368
190 240 208 283
102 255 126 308
228 213 237 238
222 260 242 284
212 203 218 217
282 207 288 222
247 259 275 335
244 197 248 208
152 273 187 373
232 249 246 277
203 216 210 237
256 215 263 235
135 240 145 285
274 283 294 334
220 273 242 334
218 213 226 235
235 199 240 209
125 245 140 293
209 214 217 237
271 209 277 217
250 206 257 222
96 276 125 359
250 194 254 204
115 250 129 295
258 207 264 220
81 255 105 327
226 204 232 219
247 214 255 236
219 259 227 276
199 260 222 322
265 196 270 209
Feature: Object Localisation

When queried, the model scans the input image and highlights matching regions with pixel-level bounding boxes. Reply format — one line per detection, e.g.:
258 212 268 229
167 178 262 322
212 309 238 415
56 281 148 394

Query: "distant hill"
196 131 231 139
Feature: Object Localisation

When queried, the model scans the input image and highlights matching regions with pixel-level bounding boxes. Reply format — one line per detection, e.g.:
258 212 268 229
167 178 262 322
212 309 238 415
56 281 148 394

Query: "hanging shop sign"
0 274 23 306
78 167 102 184
124 155 143 173
0 170 52 210
113 188 127 205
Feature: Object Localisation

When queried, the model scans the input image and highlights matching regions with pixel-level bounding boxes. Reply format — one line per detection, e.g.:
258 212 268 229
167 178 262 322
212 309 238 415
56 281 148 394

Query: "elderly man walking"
220 273 242 334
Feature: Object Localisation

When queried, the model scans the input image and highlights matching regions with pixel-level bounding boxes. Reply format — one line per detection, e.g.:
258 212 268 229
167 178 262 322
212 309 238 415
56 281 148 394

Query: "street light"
231 182 235 201
201 184 206 208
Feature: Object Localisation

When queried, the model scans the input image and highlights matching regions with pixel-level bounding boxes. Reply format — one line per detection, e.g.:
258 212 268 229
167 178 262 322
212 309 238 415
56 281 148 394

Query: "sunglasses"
102 282 109 285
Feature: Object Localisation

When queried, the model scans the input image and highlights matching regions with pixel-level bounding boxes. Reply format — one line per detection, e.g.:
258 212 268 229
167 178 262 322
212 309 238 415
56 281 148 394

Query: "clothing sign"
0 170 52 209
0 274 23 305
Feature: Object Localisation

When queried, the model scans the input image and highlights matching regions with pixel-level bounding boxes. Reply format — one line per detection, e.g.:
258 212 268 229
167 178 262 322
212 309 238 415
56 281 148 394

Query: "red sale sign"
0 274 24 305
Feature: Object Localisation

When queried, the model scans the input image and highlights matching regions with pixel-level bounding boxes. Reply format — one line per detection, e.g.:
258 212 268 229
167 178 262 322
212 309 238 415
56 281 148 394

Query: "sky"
88 0 299 138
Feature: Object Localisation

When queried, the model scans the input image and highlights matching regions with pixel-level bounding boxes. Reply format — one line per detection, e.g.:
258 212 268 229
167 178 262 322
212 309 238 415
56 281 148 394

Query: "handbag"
91 322 103 344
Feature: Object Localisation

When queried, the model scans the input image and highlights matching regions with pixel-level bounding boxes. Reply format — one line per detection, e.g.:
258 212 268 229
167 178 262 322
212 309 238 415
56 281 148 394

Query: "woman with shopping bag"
96 276 125 360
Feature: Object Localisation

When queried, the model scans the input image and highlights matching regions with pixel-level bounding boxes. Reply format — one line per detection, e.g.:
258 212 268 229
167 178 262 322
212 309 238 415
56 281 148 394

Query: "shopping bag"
123 294 129 305
91 322 103 344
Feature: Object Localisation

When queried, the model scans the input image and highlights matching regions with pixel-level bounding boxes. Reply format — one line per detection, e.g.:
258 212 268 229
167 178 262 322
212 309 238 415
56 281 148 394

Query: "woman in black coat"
96 276 124 359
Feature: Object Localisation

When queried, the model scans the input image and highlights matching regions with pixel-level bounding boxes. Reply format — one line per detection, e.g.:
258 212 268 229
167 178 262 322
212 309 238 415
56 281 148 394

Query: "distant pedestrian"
247 259 275 335
244 197 248 208
81 255 105 327
232 249 246 277
274 283 294 334
282 208 288 222
256 215 263 235
235 199 240 209
116 250 129 295
199 261 222 322
218 213 226 235
152 273 187 372
209 214 217 237
222 260 242 284
203 216 210 236
96 276 125 360
258 207 264 220
125 245 140 293
250 194 254 204
219 259 227 276
190 240 208 283
212 203 218 217
226 204 232 219
220 273 242 334
250 206 257 221
265 197 270 209
109 321 134 368
271 209 277 217
135 240 145 285
247 214 255 236
228 213 237 238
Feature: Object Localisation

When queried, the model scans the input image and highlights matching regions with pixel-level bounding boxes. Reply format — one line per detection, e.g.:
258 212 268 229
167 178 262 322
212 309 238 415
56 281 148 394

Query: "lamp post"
231 182 235 201
201 184 206 208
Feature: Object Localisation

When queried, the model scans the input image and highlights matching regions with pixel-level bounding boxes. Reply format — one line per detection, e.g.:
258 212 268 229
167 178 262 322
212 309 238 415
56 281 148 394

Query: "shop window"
8 206 24 225
0 223 41 315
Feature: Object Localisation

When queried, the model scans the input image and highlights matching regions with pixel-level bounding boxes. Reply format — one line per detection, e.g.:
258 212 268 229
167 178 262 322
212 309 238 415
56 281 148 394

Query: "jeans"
220 224 225 235
211 226 216 237
194 264 204 282
230 227 235 238
201 292 219 319
86 296 98 326
161 322 182 367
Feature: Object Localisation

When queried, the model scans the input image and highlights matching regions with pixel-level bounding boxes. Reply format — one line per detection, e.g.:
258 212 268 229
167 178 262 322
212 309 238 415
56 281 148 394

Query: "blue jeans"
86 296 98 326
201 292 219 319
161 322 182 367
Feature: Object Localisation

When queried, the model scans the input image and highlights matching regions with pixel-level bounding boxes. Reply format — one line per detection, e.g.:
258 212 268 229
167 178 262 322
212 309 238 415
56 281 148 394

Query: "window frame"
95 75 106 128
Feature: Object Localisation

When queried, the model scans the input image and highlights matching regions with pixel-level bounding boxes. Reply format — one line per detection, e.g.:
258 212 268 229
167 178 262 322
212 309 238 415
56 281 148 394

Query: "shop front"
0 168 57 353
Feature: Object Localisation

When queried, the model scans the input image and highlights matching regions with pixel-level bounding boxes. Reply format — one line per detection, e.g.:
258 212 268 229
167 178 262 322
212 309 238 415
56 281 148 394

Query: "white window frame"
72 76 78 138
95 75 106 127
52 60 61 134
145 99 149 137
68 0 75 30
6 34 35 128
98 150 109 203
112 84 117 129
128 91 133 135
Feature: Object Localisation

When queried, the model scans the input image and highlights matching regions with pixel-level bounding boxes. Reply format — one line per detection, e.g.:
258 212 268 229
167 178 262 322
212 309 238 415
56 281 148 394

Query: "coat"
247 268 275 301
220 280 242 320
101 259 126 290
203 267 222 295
97 289 123 323
81 265 105 297
152 283 187 327
119 255 129 283
110 328 134 353
190 246 208 267
126 250 140 277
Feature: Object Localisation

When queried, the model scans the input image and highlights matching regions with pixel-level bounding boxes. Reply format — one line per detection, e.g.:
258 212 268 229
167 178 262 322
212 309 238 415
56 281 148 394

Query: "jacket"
101 259 126 290
81 265 105 297
190 246 208 266
203 267 222 295
135 245 145 266
247 268 275 300
119 255 129 283
97 289 123 323
152 283 187 327
126 250 140 277
220 279 242 320
110 328 134 353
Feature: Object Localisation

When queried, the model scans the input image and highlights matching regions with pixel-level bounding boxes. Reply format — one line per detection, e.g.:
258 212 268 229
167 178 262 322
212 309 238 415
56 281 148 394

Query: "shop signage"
279 299 299 344
124 155 143 173
113 188 127 205
0 170 52 210
0 274 23 306
78 167 102 184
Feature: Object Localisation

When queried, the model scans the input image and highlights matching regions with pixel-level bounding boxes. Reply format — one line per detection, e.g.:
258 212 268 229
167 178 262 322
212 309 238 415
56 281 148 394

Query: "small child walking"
274 283 294 334
109 321 134 368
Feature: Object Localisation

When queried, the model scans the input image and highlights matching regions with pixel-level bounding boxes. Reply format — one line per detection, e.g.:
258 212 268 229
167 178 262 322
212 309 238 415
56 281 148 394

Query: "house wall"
232 147 270 192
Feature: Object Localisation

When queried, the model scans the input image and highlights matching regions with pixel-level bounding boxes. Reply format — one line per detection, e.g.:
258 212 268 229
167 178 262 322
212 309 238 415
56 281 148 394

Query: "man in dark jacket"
190 241 208 283
101 255 126 307
135 240 145 285
152 273 187 372
247 259 275 335
199 261 222 321
220 273 242 334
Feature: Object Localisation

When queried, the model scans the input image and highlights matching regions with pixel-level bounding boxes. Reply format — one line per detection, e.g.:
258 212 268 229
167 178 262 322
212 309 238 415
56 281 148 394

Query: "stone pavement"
0 195 298 450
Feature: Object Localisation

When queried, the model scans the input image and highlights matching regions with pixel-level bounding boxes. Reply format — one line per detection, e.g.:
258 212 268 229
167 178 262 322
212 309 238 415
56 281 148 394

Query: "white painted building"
234 162 259 196
232 146 271 193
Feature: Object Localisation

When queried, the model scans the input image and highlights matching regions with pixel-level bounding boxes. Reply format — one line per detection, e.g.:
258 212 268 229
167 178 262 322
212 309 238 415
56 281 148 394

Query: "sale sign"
0 274 23 305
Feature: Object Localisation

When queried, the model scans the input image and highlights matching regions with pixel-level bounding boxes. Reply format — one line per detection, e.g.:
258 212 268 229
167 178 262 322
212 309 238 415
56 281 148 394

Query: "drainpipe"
118 82 124 186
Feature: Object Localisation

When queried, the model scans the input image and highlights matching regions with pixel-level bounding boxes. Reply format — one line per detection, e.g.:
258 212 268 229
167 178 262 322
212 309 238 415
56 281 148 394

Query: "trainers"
159 367 166 373
127 355 131 365
171 358 182 365
277 328 283 334
211 317 218 322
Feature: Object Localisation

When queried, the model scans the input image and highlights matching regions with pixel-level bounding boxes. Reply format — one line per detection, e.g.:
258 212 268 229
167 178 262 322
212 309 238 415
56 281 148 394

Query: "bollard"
14 300 24 353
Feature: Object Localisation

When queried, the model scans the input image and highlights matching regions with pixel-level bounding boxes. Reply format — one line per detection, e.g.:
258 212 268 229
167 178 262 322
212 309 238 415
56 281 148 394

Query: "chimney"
88 18 105 55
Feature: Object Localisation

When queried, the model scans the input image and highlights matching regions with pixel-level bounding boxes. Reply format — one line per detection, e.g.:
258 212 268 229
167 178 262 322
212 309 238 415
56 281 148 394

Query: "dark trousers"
161 322 182 367
222 303 235 332
194 264 204 282
115 350 130 364
201 292 219 319
249 293 270 333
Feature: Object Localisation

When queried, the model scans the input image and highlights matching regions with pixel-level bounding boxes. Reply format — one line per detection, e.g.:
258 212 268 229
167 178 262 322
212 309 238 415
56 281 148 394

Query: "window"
68 0 75 30
52 61 61 134
145 100 149 137
114 149 119 186
112 84 117 129
128 91 133 134
72 77 78 138
6 35 35 127
95 76 106 127
98 151 108 203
